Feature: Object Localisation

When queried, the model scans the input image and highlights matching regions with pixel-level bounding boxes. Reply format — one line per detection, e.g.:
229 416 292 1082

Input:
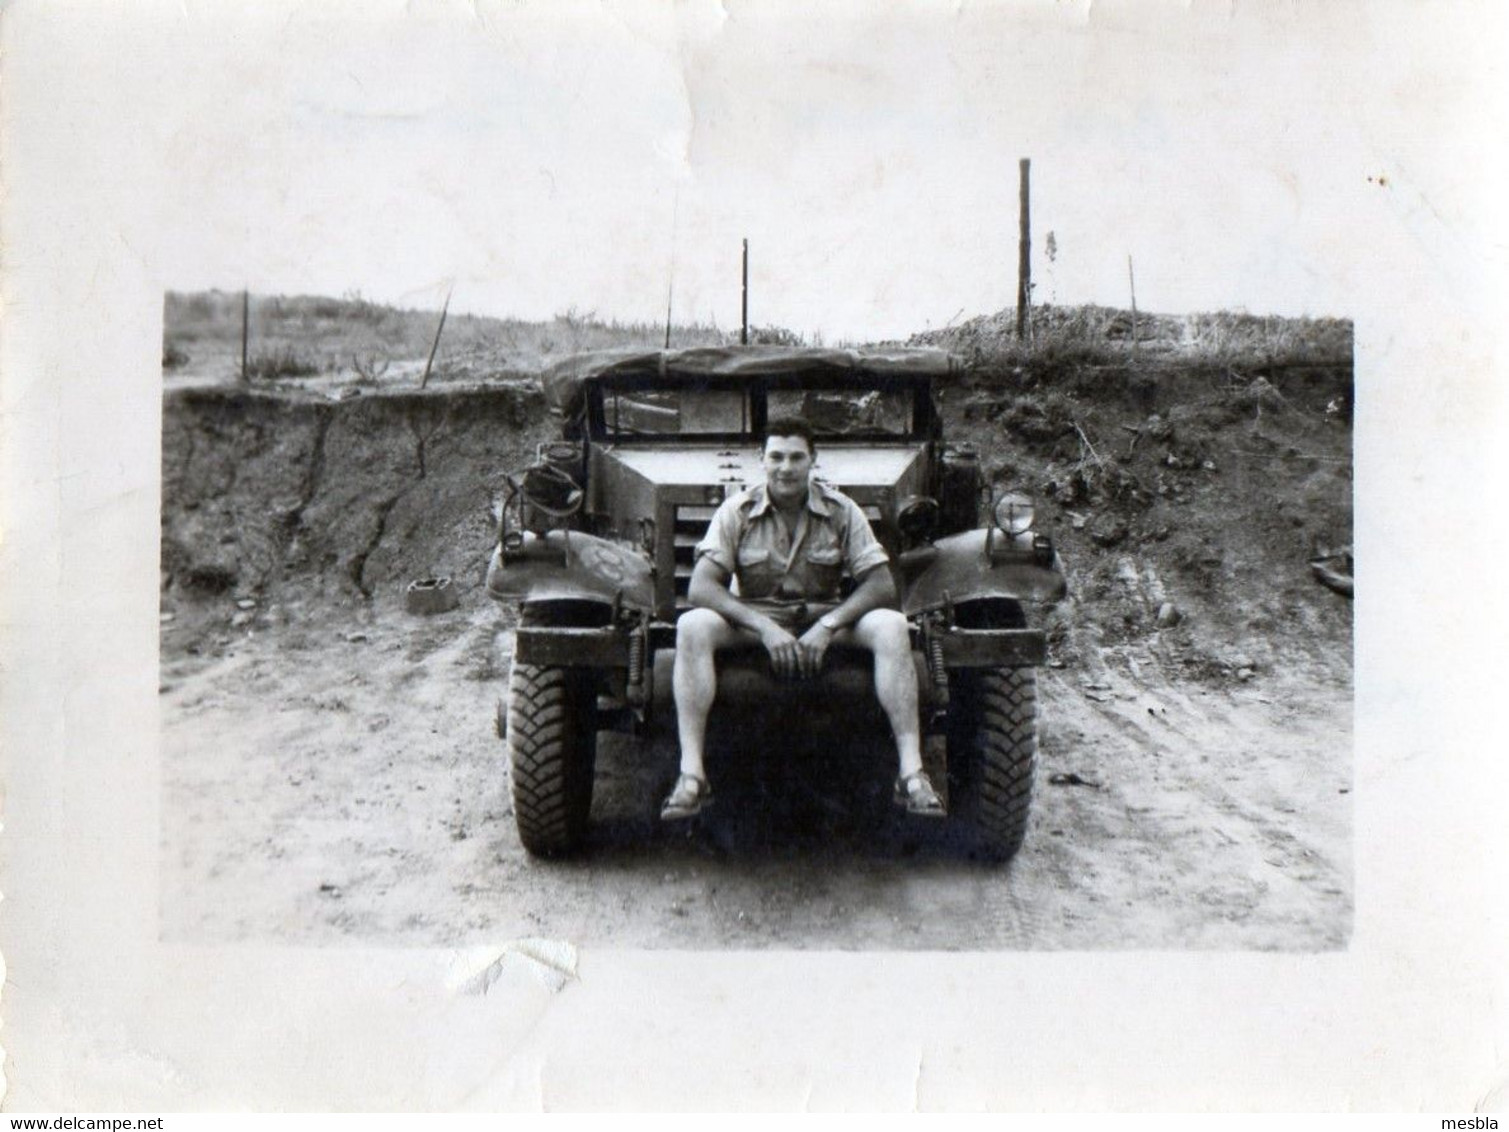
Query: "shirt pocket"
736 544 777 597
803 541 844 595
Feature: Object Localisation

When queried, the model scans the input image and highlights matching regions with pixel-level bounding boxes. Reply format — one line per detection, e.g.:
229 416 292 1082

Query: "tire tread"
946 666 1038 861
506 662 596 856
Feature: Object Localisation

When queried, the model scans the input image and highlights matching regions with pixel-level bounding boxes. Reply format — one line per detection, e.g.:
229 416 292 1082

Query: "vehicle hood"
601 444 927 491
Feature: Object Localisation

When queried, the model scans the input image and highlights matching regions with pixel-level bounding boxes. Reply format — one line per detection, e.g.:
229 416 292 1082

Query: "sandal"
894 770 946 817
660 774 714 821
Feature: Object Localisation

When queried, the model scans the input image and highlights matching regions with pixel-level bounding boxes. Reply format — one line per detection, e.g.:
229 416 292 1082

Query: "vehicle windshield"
598 382 917 440
767 389 914 437
602 387 750 436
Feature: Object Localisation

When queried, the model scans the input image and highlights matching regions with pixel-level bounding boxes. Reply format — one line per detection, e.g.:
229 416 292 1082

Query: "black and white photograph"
158 271 1353 950
3 0 1505 1112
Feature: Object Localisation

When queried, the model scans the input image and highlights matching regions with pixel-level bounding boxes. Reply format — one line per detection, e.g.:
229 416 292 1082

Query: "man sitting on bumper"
661 416 945 821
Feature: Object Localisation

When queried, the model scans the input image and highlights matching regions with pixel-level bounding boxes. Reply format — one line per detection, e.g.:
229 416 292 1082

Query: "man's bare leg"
849 608 925 779
849 608 940 813
671 607 742 786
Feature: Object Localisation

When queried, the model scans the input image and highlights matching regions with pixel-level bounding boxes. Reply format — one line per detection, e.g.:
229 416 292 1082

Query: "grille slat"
672 504 715 598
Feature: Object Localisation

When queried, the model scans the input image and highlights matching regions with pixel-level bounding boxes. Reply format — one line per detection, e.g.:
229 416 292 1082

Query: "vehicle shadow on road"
581 726 1001 867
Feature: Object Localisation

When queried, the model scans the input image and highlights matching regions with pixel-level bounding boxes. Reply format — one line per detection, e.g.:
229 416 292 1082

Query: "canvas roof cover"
540 345 956 415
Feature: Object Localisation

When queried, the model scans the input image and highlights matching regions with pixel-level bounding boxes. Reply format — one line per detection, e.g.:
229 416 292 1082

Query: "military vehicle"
487 346 1067 860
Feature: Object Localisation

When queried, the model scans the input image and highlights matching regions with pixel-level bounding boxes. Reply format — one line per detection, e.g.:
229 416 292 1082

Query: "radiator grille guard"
673 505 718 604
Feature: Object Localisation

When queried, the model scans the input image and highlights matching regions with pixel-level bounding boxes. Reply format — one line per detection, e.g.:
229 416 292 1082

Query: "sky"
12 0 1504 341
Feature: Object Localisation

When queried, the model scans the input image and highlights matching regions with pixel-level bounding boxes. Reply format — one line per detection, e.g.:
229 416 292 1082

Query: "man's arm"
794 563 897 674
687 555 805 677
819 562 898 629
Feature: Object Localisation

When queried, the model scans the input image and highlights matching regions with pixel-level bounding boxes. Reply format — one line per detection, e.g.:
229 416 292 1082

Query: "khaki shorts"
745 599 840 632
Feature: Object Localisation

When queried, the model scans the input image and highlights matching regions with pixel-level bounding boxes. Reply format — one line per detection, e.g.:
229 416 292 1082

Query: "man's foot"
660 774 714 821
894 769 945 817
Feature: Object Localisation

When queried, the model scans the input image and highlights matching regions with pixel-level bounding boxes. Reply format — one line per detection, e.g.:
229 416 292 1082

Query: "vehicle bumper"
513 621 1045 668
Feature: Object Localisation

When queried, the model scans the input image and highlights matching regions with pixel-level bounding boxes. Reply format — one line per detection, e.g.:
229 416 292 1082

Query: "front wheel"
505 661 597 857
946 666 1038 861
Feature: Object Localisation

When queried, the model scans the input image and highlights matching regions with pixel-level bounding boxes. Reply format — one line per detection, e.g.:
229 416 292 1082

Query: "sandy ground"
160 590 1351 950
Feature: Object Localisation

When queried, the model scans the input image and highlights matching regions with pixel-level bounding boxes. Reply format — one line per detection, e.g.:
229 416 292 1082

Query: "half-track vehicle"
487 346 1067 860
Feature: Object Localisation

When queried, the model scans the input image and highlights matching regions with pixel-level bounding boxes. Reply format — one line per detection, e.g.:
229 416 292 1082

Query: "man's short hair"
762 415 817 456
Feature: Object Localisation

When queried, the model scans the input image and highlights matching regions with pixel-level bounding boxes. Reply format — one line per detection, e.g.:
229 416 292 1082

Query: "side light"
896 495 940 541
522 463 583 516
519 463 583 534
992 491 1035 536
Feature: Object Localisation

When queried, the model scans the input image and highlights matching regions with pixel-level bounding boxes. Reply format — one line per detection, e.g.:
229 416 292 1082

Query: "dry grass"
165 290 1351 388
908 303 1352 376
163 291 812 384
243 345 322 381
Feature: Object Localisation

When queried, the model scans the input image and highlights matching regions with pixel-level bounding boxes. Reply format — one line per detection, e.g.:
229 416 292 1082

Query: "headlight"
992 492 1035 535
896 495 940 540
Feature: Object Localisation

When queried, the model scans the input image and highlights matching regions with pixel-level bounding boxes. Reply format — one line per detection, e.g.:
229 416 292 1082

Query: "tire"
506 661 597 857
946 666 1038 861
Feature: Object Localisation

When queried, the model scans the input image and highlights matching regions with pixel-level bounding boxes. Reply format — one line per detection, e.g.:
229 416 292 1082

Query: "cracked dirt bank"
161 382 549 603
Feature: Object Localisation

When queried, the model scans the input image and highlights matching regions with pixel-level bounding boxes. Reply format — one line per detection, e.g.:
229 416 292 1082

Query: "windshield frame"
585 372 937 445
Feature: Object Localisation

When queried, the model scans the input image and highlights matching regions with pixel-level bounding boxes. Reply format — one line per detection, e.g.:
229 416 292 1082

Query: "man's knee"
676 608 729 655
857 608 912 656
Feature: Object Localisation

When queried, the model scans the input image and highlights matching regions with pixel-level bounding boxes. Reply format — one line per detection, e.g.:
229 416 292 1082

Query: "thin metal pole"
1016 158 1031 341
740 238 749 345
1127 255 1138 358
420 286 453 390
666 188 679 351
240 289 250 383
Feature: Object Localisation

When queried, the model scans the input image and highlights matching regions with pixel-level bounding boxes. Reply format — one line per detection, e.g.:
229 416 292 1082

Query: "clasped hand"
758 620 835 680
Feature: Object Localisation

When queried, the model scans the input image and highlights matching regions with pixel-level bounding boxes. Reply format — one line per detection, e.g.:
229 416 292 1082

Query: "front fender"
485 529 656 608
900 528 1067 615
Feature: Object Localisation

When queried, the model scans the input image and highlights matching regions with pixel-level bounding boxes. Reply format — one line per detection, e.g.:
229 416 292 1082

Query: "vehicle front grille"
673 504 718 602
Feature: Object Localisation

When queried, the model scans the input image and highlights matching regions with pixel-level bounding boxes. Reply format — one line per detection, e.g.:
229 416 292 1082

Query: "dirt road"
160 590 1351 950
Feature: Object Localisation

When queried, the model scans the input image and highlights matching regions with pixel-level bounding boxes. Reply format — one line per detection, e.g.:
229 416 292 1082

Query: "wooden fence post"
420 287 452 390
240 289 250 383
1017 158 1031 341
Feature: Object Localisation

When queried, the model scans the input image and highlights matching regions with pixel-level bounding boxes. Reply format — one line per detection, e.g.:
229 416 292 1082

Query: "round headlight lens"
993 492 1035 535
896 496 940 540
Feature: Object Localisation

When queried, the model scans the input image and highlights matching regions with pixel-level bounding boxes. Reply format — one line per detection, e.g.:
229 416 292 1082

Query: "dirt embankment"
162 382 552 609
945 357 1354 688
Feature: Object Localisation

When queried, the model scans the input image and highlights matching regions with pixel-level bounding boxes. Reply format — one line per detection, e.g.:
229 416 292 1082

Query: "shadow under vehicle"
487 346 1067 860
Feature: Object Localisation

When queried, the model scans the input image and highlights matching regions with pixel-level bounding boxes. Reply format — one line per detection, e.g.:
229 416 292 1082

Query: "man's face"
762 434 814 506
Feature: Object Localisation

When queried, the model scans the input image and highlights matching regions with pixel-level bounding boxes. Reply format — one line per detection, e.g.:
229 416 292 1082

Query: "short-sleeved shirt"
695 478 889 624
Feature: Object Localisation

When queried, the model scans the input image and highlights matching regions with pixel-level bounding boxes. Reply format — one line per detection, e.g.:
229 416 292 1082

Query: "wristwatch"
818 613 843 632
